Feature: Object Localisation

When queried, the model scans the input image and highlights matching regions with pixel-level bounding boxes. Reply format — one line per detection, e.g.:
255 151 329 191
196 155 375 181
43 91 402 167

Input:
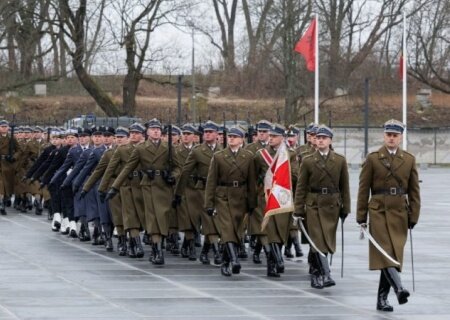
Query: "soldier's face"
0 125 8 134
384 132 401 149
103 135 114 145
52 137 62 146
148 128 161 140
309 134 317 146
172 134 180 144
287 135 298 147
129 131 143 143
217 133 224 144
257 130 269 142
79 136 90 145
204 130 217 143
66 135 78 146
269 134 283 147
91 134 103 145
181 132 194 144
115 136 128 145
316 135 331 151
227 135 242 147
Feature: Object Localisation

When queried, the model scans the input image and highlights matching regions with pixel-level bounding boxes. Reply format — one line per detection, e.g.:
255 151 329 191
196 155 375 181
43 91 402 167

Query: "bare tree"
408 0 450 93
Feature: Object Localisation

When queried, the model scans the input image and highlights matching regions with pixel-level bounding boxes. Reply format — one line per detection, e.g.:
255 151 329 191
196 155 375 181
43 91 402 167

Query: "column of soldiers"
0 117 419 312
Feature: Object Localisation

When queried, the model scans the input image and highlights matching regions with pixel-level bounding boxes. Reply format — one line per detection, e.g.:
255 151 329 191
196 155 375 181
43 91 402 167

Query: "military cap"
79 128 92 136
65 127 79 137
33 126 44 133
115 126 129 137
203 120 220 132
306 122 318 134
227 126 245 138
218 126 226 134
91 125 106 135
103 126 116 136
16 126 24 133
384 119 405 134
316 124 333 138
146 118 162 129
286 126 300 136
0 120 9 126
181 124 196 134
22 126 33 133
129 123 145 134
256 120 272 131
171 125 181 135
270 123 286 136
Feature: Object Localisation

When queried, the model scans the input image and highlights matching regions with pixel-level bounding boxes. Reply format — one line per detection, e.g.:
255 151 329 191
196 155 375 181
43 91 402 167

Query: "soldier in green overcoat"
294 125 350 289
205 127 256 277
357 119 420 312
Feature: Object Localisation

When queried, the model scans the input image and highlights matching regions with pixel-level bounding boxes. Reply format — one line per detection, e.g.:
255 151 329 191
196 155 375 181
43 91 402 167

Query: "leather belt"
218 181 246 187
372 188 406 196
310 187 339 194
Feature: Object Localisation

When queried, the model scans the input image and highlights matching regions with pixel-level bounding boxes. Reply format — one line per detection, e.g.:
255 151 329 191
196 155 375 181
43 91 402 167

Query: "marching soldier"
99 123 146 257
173 124 199 260
205 127 256 277
174 121 223 265
244 119 271 262
296 123 317 161
0 120 21 215
294 125 350 289
357 119 420 312
107 119 181 266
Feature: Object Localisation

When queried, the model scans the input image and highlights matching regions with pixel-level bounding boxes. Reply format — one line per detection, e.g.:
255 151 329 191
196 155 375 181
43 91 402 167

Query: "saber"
341 219 344 278
360 225 400 266
410 228 415 292
296 218 326 258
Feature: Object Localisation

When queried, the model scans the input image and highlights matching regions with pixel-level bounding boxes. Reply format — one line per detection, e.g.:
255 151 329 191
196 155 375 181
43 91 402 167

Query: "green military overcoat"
295 150 350 254
205 147 256 243
0 134 21 196
357 146 420 271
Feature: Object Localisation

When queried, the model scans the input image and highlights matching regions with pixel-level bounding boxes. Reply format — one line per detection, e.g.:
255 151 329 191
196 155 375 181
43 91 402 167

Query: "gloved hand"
98 191 106 203
5 155 15 163
72 185 80 194
105 188 119 201
80 190 87 198
206 208 215 216
408 221 416 229
339 212 348 222
172 194 182 208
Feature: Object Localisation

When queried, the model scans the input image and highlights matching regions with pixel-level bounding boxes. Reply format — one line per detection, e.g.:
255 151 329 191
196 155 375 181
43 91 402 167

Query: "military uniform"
295 125 350 289
205 127 256 276
356 119 420 311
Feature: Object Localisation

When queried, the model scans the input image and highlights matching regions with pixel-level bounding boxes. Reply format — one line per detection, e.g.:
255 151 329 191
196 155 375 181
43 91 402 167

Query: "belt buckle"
133 171 139 177
233 181 239 187
154 170 161 175
321 188 328 194
390 187 397 195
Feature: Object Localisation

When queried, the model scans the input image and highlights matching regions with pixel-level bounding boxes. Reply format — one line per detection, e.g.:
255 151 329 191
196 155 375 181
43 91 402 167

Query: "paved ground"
0 168 449 320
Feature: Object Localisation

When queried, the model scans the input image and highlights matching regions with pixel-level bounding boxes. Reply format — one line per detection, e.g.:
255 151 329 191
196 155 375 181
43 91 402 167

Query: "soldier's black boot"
26 194 33 210
199 242 210 264
13 197 20 210
263 244 279 278
188 239 197 261
377 271 394 312
226 242 241 274
220 244 231 277
46 201 53 220
180 238 189 258
170 233 180 255
118 236 127 256
92 226 101 245
249 235 257 249
142 232 151 245
382 267 410 305
153 240 165 265
310 253 323 289
212 241 222 265
78 220 91 242
284 237 294 258
271 243 285 273
128 237 137 258
318 253 335 287
0 202 6 215
134 236 145 258
238 238 248 259
34 199 43 215
252 241 262 264
18 196 27 213
292 235 304 257
103 224 113 252
194 231 202 247
3 196 11 207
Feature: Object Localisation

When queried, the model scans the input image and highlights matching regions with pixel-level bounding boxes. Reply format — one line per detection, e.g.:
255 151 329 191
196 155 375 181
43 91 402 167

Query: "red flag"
294 18 316 72
261 143 294 231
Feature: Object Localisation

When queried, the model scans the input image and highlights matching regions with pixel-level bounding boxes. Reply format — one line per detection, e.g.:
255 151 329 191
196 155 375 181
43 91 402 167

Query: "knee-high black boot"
103 224 114 252
211 241 222 265
199 242 210 264
377 270 394 311
188 239 197 261
221 244 231 277
317 253 335 287
263 244 279 278
152 239 165 265
226 242 241 274
310 252 323 289
270 243 284 273
134 235 145 258
253 241 262 264
180 238 189 258
382 267 410 305
284 236 294 258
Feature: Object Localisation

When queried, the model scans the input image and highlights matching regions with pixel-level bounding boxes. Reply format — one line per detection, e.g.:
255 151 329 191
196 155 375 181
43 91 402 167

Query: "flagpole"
314 14 319 124
402 11 407 150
